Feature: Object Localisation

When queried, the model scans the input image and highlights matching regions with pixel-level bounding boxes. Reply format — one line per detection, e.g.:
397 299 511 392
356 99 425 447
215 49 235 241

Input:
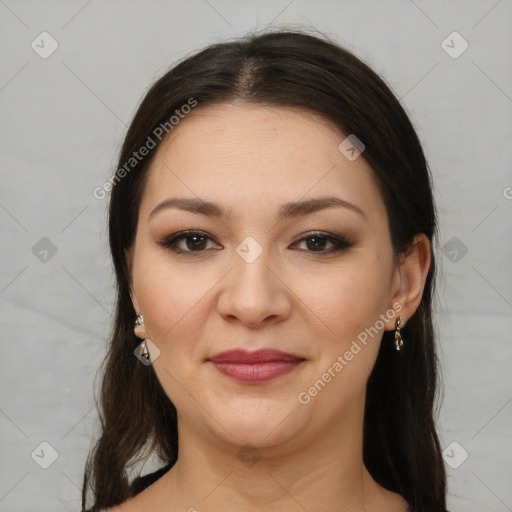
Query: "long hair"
82 28 446 511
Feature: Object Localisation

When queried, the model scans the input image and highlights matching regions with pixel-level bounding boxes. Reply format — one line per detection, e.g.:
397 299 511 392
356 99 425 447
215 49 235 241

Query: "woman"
82 29 448 512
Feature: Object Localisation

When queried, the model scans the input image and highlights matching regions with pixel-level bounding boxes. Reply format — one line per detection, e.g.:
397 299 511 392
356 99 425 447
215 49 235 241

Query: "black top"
130 461 175 494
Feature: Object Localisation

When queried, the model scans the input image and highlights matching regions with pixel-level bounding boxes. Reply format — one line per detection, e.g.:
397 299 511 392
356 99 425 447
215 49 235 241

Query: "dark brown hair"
82 28 447 511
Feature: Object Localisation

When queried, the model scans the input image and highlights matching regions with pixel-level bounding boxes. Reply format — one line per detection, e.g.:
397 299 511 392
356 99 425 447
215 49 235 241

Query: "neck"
147 398 405 512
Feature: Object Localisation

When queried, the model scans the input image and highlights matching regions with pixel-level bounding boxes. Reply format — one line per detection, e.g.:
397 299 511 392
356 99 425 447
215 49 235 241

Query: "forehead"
139 102 386 224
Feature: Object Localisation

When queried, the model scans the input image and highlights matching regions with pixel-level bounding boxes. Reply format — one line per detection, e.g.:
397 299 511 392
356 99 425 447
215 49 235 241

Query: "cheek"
297 258 391 342
293 263 390 414
134 261 213 406
135 262 212 341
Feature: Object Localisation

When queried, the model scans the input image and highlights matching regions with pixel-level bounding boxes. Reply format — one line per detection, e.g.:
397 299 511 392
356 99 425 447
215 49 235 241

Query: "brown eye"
292 232 353 254
158 230 221 255
304 236 331 251
183 234 208 251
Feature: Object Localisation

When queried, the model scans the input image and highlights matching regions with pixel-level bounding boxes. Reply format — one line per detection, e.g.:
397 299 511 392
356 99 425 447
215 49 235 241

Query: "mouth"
207 349 306 383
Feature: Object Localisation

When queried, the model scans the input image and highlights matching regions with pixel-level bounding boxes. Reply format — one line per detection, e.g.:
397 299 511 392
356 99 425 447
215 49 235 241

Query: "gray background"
1 1 511 511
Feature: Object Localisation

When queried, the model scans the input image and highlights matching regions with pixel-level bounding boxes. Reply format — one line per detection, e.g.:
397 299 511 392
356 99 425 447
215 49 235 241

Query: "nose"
216 250 292 328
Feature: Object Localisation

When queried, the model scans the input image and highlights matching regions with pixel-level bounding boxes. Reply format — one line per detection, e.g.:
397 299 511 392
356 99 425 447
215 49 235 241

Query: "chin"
211 399 305 449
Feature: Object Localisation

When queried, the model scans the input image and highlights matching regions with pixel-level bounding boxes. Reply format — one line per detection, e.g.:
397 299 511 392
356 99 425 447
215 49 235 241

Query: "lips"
208 349 303 364
208 349 305 383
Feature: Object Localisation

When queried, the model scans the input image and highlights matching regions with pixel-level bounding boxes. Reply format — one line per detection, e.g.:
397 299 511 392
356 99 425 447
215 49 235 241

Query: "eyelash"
158 230 353 256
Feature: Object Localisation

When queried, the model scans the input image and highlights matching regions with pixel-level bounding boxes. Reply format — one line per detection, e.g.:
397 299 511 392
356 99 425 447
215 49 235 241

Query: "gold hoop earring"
394 316 404 351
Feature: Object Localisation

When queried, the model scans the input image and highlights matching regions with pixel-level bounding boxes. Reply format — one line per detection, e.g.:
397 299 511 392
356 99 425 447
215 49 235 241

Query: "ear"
125 248 145 338
385 233 431 329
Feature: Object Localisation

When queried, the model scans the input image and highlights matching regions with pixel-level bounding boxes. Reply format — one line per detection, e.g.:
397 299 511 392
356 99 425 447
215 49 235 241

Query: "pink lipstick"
208 349 305 383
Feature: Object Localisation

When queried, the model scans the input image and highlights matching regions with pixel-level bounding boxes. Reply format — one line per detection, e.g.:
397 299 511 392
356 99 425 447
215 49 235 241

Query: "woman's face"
129 102 405 452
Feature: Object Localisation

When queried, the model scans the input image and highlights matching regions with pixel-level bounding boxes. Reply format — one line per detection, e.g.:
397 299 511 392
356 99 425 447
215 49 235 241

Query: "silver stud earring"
135 314 144 326
394 316 404 351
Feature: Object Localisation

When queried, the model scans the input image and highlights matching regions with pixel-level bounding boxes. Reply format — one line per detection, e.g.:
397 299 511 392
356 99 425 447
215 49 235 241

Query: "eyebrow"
148 195 367 222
